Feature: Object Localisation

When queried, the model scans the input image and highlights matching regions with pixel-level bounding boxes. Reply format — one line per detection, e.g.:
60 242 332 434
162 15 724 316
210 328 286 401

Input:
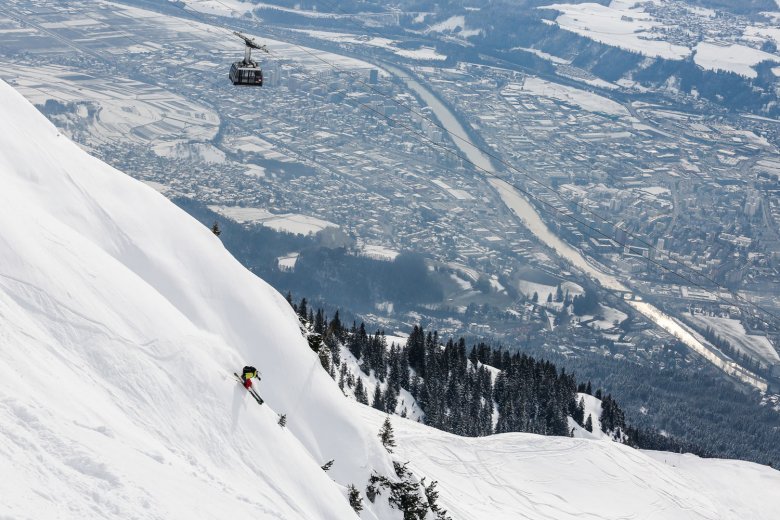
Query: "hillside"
1 77 779 519
0 77 390 519
359 406 780 520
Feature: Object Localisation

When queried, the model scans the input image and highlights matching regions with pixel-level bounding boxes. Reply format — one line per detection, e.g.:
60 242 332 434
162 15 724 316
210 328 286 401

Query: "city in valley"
1 0 779 397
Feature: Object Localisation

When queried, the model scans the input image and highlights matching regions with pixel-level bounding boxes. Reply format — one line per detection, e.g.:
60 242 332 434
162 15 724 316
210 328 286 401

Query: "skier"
236 365 264 405
240 365 260 389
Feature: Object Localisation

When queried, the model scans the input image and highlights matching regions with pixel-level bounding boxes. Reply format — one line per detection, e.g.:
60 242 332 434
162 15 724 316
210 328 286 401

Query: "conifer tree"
326 332 341 366
585 414 593 433
338 362 347 391
372 384 385 412
384 385 398 414
575 397 586 426
379 416 396 453
468 346 478 366
354 377 369 405
314 308 325 334
348 484 363 514
329 310 343 341
297 297 308 322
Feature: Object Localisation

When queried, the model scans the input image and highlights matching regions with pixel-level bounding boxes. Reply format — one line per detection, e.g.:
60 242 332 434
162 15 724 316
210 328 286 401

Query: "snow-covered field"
432 178 475 200
516 278 583 302
181 0 256 17
541 2 780 78
2 78 779 519
181 0 339 19
290 29 447 61
505 78 630 117
512 46 571 65
360 244 400 261
694 42 779 79
426 15 482 38
277 253 299 270
209 205 338 235
539 2 690 60
581 304 628 330
687 314 780 365
0 63 220 149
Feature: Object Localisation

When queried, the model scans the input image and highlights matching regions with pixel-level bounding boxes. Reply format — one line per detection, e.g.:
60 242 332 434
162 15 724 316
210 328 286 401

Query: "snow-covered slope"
0 78 393 519
2 77 779 520
360 407 780 520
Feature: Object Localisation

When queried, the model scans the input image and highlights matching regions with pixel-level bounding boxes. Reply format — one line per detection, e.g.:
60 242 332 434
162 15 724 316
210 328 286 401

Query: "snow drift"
1 77 779 520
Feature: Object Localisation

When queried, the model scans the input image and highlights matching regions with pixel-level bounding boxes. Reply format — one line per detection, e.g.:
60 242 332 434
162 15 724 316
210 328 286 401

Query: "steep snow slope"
359 407 780 520
0 79 393 519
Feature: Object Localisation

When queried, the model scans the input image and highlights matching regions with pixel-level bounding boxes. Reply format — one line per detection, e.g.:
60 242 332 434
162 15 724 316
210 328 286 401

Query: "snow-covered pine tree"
379 416 396 453
575 397 586 426
347 484 363 514
354 377 369 405
372 384 385 412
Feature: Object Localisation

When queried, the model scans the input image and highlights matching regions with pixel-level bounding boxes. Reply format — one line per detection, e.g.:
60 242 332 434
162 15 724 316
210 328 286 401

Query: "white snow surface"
208 205 338 235
687 314 780 365
290 29 447 61
569 393 609 440
542 2 779 77
359 407 780 520
427 15 482 38
507 78 630 117
2 79 780 519
182 0 255 17
540 2 691 60
0 79 391 519
694 42 779 79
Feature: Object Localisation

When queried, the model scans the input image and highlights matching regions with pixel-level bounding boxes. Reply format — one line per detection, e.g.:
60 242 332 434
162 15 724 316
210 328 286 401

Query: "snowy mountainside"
0 78 392 519
359 407 780 520
336 328 780 518
2 77 780 519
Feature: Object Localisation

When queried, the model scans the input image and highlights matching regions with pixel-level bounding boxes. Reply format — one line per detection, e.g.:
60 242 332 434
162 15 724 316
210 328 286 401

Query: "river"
389 64 767 392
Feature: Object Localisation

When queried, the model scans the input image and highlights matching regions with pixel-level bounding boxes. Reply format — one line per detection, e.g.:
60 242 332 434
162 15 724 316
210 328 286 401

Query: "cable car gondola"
230 32 268 86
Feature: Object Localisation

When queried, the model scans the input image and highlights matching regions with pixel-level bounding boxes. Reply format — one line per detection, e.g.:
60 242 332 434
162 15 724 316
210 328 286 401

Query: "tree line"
291 296 703 455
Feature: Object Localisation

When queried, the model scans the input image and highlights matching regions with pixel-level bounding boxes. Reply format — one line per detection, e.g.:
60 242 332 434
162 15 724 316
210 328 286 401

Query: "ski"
234 372 264 405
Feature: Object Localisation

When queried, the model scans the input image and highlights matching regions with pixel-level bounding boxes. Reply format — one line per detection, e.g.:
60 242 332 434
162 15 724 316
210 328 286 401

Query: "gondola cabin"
230 61 263 86
230 31 268 87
